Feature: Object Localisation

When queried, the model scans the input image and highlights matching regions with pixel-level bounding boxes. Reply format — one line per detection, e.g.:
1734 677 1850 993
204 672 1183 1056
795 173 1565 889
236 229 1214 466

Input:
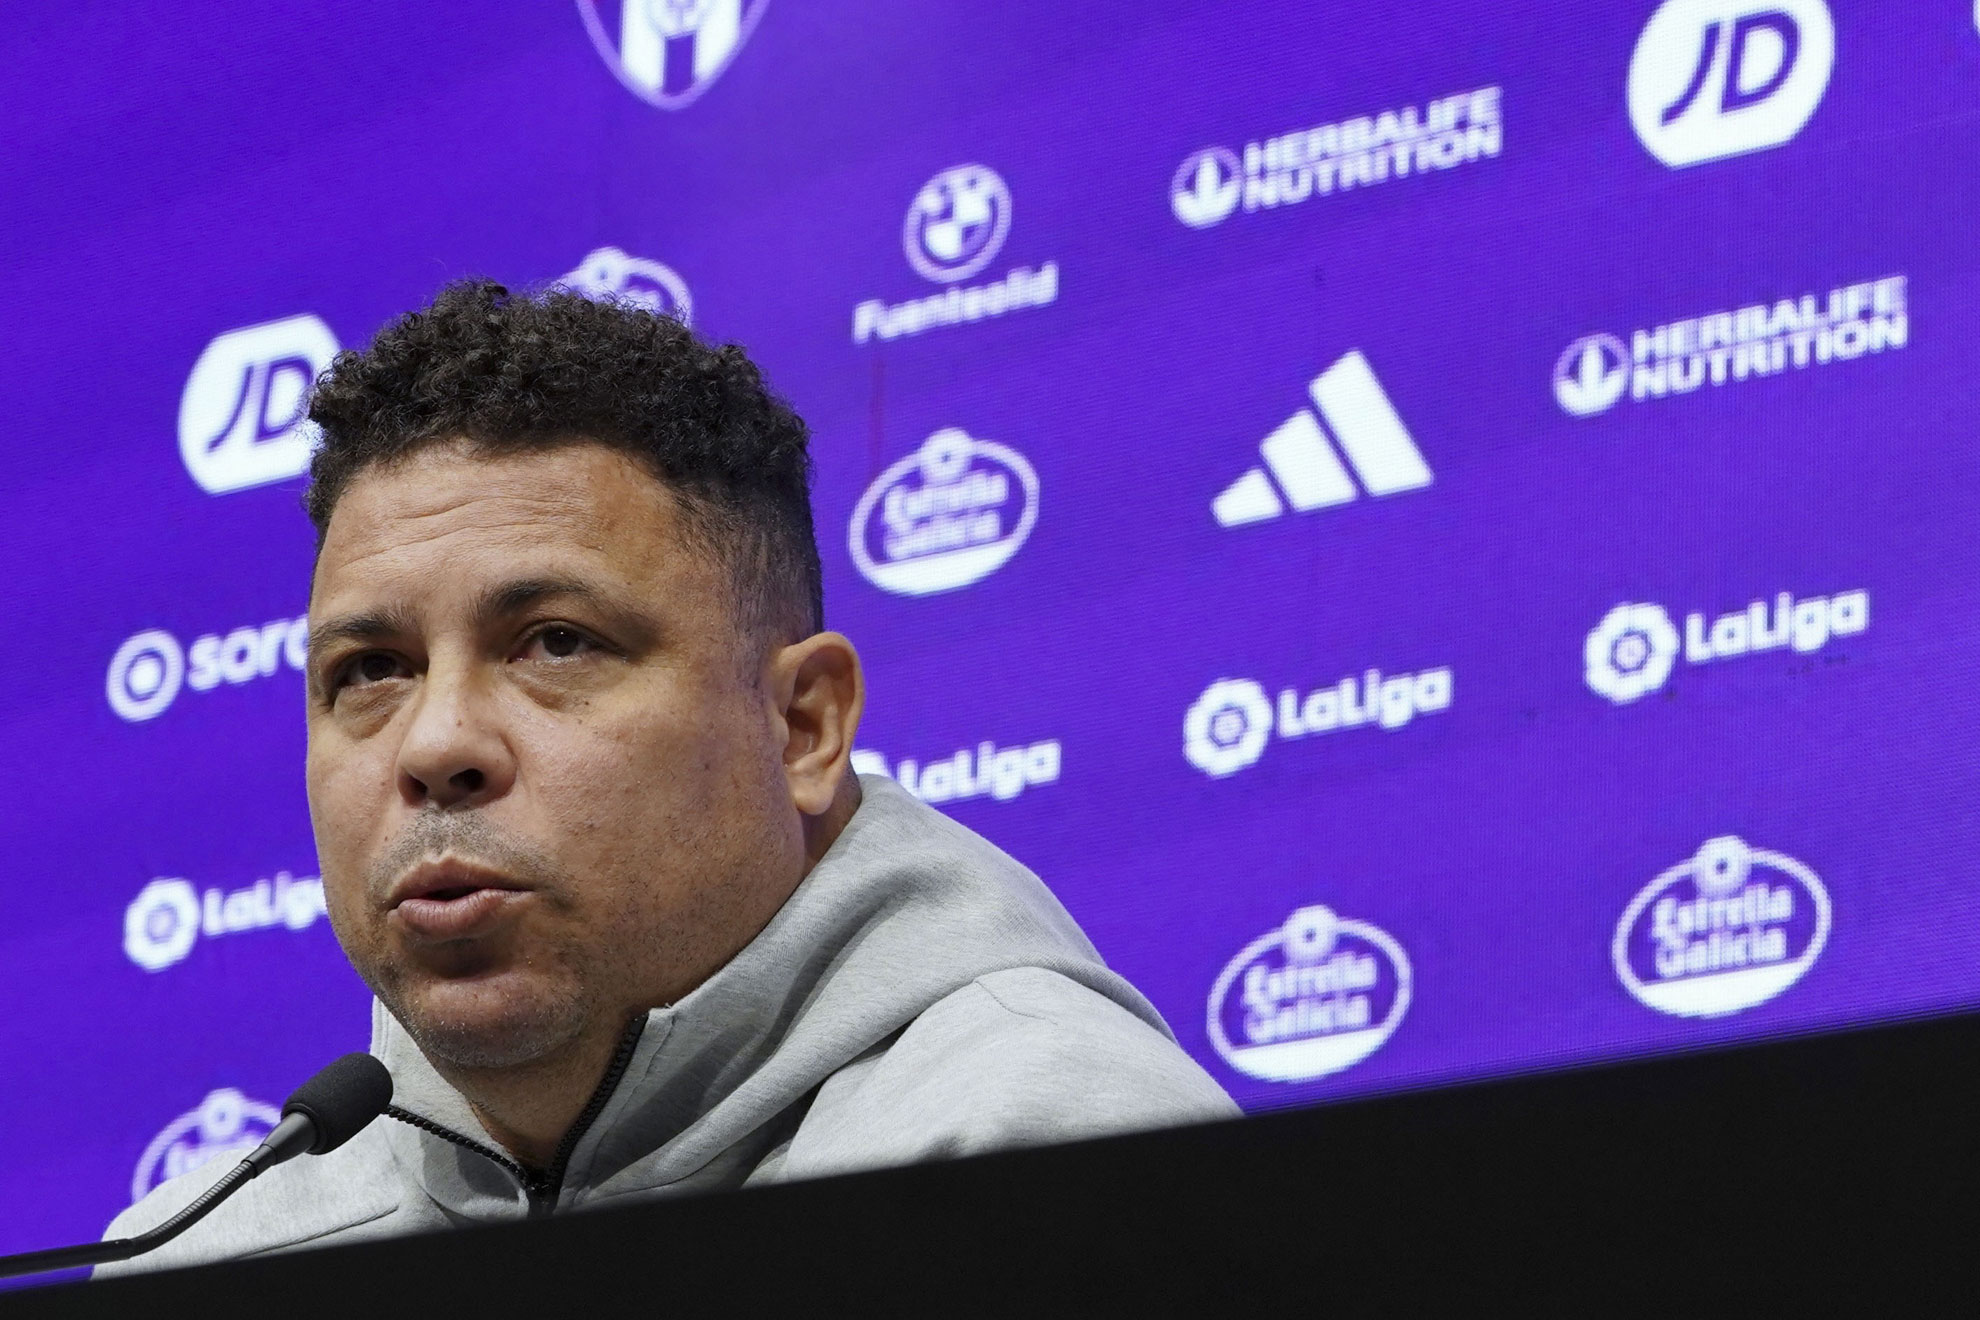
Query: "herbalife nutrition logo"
1170 87 1501 230
1555 276 1907 418
1214 351 1430 528
1584 588 1868 705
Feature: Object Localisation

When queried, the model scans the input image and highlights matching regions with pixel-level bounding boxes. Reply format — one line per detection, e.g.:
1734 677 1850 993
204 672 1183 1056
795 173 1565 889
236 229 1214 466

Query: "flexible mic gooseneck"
0 1052 393 1281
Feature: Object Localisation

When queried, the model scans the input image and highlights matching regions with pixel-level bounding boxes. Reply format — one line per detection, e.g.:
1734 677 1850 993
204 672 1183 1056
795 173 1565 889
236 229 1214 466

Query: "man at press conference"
95 280 1233 1274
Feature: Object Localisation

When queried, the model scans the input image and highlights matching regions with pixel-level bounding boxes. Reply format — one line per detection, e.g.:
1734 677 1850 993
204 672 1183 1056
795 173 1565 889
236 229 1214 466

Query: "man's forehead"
310 443 699 612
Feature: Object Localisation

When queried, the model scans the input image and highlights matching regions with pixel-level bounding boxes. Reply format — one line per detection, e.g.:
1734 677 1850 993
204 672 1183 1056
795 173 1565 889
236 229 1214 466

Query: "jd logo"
178 315 339 495
1628 0 1834 167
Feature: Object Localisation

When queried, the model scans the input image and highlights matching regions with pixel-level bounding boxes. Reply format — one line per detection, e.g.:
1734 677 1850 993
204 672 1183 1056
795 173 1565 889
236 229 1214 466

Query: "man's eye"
350 653 404 685
531 627 593 659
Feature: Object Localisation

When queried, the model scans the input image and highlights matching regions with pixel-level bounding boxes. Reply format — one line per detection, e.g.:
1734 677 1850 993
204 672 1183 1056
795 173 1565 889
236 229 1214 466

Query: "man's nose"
394 667 516 809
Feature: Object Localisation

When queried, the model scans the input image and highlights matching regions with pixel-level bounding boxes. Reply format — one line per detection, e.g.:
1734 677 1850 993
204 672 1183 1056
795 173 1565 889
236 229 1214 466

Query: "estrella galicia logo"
904 165 1012 283
577 0 768 111
1208 904 1412 1083
178 315 339 495
1628 0 1834 167
561 246 692 324
1614 836 1830 1017
1170 147 1242 229
849 428 1039 596
132 1088 283 1202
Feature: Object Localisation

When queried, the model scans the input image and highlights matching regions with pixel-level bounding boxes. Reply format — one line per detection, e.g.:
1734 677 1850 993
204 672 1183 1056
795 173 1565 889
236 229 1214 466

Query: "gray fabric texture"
97 776 1236 1275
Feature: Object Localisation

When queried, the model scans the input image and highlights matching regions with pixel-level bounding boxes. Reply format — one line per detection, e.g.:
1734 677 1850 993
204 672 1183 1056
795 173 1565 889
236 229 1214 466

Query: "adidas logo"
1213 351 1432 528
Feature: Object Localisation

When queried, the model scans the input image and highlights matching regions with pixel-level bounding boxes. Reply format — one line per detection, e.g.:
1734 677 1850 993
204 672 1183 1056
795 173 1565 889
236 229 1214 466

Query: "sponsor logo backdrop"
3 0 1977 1256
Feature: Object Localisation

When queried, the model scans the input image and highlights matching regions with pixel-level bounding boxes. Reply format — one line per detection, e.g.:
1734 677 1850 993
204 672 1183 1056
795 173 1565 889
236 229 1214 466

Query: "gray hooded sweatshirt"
98 776 1236 1274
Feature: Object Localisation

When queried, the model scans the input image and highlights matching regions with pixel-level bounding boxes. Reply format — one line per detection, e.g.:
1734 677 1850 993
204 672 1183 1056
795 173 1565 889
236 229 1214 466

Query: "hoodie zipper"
385 1016 648 1218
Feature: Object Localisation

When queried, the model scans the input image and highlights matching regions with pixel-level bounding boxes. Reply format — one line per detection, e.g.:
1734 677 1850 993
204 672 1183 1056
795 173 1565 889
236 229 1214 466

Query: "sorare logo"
178 315 339 495
1628 0 1834 167
106 614 309 723
849 428 1039 596
578 0 769 110
1207 904 1413 1083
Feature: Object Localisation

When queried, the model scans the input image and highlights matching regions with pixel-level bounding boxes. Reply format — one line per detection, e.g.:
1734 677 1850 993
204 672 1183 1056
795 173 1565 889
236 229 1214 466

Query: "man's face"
306 442 801 1072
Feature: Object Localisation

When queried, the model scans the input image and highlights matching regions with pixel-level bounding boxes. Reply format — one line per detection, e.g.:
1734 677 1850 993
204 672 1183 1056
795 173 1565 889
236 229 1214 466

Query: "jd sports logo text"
179 315 339 495
1171 86 1501 230
853 164 1058 344
578 0 768 111
1584 588 1867 705
1628 0 1833 167
1214 351 1431 527
1555 276 1908 418
106 615 309 723
1184 667 1452 779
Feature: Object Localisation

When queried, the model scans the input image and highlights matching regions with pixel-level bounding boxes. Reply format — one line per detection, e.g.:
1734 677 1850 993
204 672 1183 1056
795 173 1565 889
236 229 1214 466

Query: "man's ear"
768 632 865 816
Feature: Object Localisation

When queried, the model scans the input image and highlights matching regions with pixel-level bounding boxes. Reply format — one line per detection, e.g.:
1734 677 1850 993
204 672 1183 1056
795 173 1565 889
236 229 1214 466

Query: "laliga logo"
1208 904 1412 1083
851 739 1061 806
562 246 692 324
107 615 309 723
124 872 330 972
131 1088 283 1202
1613 836 1830 1018
849 428 1038 597
1584 589 1867 704
179 315 339 495
578 0 768 111
1628 0 1834 167
1170 148 1242 229
1184 667 1454 779
904 165 1012 283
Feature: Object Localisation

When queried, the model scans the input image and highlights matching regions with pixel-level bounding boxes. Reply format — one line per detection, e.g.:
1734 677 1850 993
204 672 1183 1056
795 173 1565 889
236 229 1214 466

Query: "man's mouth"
387 860 532 942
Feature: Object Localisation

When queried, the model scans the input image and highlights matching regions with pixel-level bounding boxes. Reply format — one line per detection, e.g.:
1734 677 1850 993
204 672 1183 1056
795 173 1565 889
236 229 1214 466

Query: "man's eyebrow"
474 576 623 625
306 606 421 666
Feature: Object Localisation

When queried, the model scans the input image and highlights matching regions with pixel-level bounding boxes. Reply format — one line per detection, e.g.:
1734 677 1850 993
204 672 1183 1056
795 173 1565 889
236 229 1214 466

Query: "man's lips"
386 860 532 942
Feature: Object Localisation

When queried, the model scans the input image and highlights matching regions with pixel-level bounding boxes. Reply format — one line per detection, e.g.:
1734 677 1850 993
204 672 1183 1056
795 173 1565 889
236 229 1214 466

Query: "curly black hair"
305 278 822 641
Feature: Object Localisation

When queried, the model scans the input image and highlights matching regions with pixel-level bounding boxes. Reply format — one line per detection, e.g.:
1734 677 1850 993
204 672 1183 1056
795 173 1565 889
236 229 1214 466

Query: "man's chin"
388 971 591 1072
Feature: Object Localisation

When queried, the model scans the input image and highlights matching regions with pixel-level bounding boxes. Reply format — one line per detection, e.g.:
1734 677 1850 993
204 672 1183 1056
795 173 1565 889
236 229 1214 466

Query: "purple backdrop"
3 0 1977 1261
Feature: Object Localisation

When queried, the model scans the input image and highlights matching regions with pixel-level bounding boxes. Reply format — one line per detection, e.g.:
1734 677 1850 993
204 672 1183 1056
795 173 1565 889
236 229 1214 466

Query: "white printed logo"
577 0 769 111
123 870 329 972
1614 836 1830 1017
849 428 1038 596
179 315 339 495
1583 589 1867 704
1214 351 1431 528
851 738 1061 806
106 614 309 723
853 166 1058 344
1184 666 1452 779
1556 276 1908 418
562 246 692 324
1629 0 1834 167
1208 905 1413 1083
1170 148 1242 228
132 1088 283 1201
1170 87 1502 230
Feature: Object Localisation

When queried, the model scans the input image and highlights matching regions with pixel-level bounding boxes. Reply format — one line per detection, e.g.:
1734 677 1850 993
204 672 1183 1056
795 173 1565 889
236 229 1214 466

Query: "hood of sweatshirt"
373 774 1173 1220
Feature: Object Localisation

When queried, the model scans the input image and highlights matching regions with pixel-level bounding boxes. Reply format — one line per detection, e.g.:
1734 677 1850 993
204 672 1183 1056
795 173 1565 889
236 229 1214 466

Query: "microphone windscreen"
282 1052 395 1155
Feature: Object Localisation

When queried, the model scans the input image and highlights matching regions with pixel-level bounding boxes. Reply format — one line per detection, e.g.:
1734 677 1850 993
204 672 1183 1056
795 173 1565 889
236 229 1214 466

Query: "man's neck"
449 1015 639 1172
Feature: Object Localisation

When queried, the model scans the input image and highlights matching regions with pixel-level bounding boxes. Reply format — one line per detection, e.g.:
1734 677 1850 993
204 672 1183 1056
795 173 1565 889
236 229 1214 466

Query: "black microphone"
0 1052 393 1280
